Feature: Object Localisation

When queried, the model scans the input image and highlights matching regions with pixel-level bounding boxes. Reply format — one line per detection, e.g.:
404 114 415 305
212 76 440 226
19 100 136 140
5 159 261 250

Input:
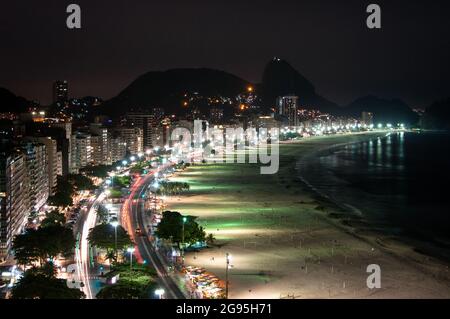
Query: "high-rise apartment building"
20 142 49 213
53 80 68 103
361 112 374 127
113 127 143 155
110 134 127 163
89 124 111 165
0 148 30 261
126 112 155 149
47 121 72 173
71 133 92 172
26 137 58 196
277 95 299 127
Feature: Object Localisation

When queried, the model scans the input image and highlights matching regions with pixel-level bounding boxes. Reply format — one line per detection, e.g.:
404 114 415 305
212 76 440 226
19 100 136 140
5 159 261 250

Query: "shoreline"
295 132 450 266
165 132 450 298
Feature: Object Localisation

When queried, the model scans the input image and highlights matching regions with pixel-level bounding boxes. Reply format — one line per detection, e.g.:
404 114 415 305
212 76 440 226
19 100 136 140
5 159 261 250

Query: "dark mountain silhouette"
98 59 339 118
0 87 30 113
421 98 450 130
261 58 338 112
97 68 251 117
342 95 419 126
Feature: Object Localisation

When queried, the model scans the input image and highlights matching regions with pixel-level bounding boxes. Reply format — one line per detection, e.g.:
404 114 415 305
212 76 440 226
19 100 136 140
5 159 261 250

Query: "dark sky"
1 0 449 108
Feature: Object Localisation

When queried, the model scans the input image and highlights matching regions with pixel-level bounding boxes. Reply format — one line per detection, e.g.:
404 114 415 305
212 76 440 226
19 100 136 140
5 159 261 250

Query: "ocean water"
298 132 450 261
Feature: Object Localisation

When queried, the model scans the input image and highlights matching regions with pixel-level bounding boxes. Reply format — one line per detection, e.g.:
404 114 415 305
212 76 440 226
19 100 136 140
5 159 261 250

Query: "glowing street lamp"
181 216 187 265
145 149 152 155
110 221 119 262
155 288 165 299
225 253 232 299
122 160 128 166
130 156 136 162
127 247 136 270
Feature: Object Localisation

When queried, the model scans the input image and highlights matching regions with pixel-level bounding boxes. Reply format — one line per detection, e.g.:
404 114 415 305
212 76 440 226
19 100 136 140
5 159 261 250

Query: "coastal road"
121 169 186 299
75 192 104 299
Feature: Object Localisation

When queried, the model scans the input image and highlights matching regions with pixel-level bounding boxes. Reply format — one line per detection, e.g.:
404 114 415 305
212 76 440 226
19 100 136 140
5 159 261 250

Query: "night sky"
1 0 449 108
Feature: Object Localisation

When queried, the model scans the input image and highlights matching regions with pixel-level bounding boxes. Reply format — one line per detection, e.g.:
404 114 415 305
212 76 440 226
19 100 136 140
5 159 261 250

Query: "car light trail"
75 192 105 299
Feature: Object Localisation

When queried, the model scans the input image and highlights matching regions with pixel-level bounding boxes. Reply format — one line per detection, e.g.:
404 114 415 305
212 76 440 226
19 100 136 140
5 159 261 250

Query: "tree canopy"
13 224 75 265
69 174 96 191
80 164 113 178
96 205 110 224
88 223 133 252
156 181 190 196
48 176 74 207
112 175 131 188
155 211 206 246
11 263 85 299
40 210 66 228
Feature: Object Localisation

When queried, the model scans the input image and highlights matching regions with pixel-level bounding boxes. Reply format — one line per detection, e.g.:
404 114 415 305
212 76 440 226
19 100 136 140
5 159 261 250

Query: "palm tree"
206 233 216 245
105 250 117 264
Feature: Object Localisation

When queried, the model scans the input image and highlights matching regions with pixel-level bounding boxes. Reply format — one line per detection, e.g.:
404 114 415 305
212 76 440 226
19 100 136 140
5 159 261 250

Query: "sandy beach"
165 132 450 299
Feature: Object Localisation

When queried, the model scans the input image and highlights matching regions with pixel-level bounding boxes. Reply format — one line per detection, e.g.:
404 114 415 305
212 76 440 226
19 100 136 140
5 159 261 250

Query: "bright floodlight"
110 221 119 228
182 216 187 223
122 160 128 165
155 288 165 298
130 156 136 162
138 152 144 158
145 149 152 155
127 247 135 253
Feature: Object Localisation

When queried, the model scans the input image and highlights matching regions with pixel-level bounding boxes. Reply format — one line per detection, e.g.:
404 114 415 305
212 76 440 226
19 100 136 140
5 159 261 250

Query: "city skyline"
1 0 450 303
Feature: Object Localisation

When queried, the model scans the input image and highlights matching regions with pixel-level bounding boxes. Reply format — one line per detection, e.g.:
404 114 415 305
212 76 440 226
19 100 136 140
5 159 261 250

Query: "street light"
110 221 119 262
127 247 135 271
122 160 128 166
225 253 231 299
155 288 165 299
181 216 187 266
